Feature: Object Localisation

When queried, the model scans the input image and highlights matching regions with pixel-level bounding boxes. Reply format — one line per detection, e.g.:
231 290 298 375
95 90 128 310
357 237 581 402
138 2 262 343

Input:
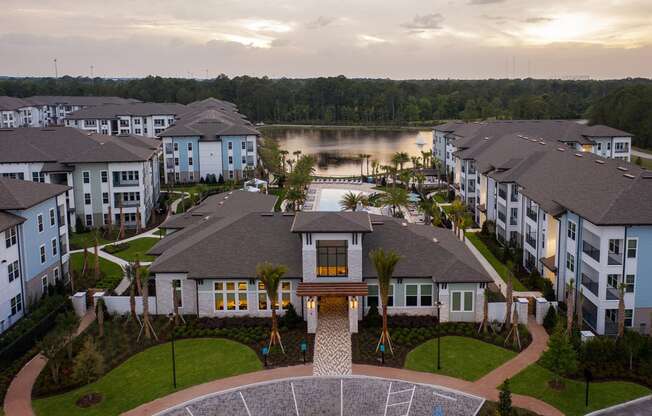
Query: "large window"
5 227 17 248
627 239 637 258
172 280 183 308
214 281 248 311
7 260 20 282
566 252 575 272
37 214 44 232
257 281 292 310
567 221 576 240
405 284 433 307
451 291 474 312
49 208 56 226
10 294 22 316
317 240 348 277
367 284 393 307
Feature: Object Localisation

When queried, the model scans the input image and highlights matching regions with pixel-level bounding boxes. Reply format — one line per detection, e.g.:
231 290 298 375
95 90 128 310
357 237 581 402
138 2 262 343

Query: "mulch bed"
76 392 103 408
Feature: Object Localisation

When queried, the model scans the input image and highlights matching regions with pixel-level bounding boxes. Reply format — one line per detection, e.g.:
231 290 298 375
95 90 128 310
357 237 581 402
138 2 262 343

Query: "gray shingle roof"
65 102 186 119
0 211 25 232
160 100 259 139
0 127 159 164
0 96 31 111
161 190 277 230
291 211 373 233
24 96 139 106
0 178 69 210
150 211 492 283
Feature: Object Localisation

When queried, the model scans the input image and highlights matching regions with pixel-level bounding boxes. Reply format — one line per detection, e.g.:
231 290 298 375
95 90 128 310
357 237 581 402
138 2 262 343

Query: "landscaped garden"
32 338 262 416
102 237 159 262
510 364 650 416
405 336 517 381
69 253 124 291
466 232 527 291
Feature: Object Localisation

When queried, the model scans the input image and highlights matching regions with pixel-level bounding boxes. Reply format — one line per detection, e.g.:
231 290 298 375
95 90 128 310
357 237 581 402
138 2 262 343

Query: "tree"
618 282 626 338
478 287 490 334
340 191 367 211
92 229 101 283
73 338 104 385
256 262 288 353
95 297 105 338
450 198 465 238
124 262 139 322
504 263 514 329
38 330 66 385
566 278 575 335
499 378 513 416
56 311 79 360
369 248 401 354
543 306 558 333
135 262 157 341
539 324 578 389
381 187 409 217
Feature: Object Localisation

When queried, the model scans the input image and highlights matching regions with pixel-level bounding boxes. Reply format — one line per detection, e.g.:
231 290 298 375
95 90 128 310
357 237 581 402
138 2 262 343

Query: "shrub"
540 324 578 388
73 338 105 385
499 378 513 416
279 303 302 329
363 305 382 327
103 242 129 254
543 306 558 334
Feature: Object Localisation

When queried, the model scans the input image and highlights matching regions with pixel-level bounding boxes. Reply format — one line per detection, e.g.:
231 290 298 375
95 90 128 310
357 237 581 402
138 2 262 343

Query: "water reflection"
263 127 432 176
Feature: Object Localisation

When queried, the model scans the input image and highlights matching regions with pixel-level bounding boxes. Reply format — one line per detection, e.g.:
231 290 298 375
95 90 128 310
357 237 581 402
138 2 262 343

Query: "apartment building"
0 95 139 127
159 98 259 183
0 128 161 230
0 179 70 333
64 102 186 137
436 122 652 335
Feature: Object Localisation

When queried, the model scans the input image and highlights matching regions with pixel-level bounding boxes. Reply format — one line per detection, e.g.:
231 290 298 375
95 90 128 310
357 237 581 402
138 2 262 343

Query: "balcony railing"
606 286 619 301
113 179 139 187
114 199 140 208
581 273 599 297
510 192 518 202
607 252 623 266
510 216 518 226
582 241 601 262
498 188 507 200
525 233 536 249
498 210 506 223
526 209 537 222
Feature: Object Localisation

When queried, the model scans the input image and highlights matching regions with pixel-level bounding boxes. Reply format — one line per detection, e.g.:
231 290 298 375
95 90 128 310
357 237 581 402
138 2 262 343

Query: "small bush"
543 306 558 334
103 242 129 254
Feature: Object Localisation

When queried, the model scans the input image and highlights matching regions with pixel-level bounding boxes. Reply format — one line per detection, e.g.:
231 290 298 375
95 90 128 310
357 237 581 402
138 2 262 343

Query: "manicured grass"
404 336 516 381
465 232 527 291
442 205 454 215
510 364 651 416
103 237 159 262
69 232 111 251
32 338 262 416
69 253 124 290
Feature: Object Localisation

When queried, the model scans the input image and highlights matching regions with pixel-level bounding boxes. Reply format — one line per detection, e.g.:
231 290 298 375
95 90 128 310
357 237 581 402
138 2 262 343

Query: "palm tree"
285 187 304 211
124 262 139 322
418 198 442 226
340 191 367 211
256 262 288 353
381 187 409 217
370 248 401 354
357 153 365 177
618 282 626 337
398 170 412 190
410 156 421 170
413 172 426 196
286 159 295 173
421 150 433 168
92 229 101 283
392 152 410 171
504 263 514 329
279 150 289 174
450 198 465 238
459 213 473 242
576 287 584 331
96 297 105 338
293 150 302 162
363 154 372 176
371 159 380 180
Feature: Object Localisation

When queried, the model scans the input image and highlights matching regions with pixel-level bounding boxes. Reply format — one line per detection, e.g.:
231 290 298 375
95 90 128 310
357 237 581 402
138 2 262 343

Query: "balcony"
526 208 537 222
510 191 518 202
498 187 507 200
606 286 619 301
581 272 599 297
607 251 623 266
113 179 139 187
582 241 601 263
525 233 536 249
509 216 518 226
114 199 140 208
498 210 506 223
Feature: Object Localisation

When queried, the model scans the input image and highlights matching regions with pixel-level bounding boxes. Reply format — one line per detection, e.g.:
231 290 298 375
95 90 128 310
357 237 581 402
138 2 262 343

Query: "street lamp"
434 301 443 370
168 313 177 388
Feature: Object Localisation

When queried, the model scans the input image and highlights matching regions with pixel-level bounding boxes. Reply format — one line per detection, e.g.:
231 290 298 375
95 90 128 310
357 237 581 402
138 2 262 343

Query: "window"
566 252 575 272
102 192 109 204
5 226 17 248
7 260 20 282
40 245 46 264
625 309 633 327
103 213 109 225
10 294 22 315
627 239 637 258
242 156 246 164
451 291 474 312
609 239 621 255
229 170 234 179
173 143 179 152
228 156 233 164
367 285 379 308
567 221 576 240
174 158 179 166
134 118 141 125
188 157 193 166
187 142 192 152
51 238 57 256
49 208 56 226
85 214 93 227
228 141 233 150
42 275 48 294
405 284 433 307
241 141 246 150
82 171 90 184
214 281 248 311
625 274 635 293
101 171 108 183
37 214 44 232
172 280 183 308
607 274 620 289
32 172 45 183
84 193 91 205
54 267 60 282
316 240 348 276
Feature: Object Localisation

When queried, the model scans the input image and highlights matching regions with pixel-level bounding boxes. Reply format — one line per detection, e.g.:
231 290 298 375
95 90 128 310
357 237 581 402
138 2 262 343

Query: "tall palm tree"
381 187 409 217
504 263 514 329
410 156 421 170
340 191 367 211
256 262 288 353
279 150 289 175
371 159 380 179
92 229 101 283
413 172 426 196
450 198 465 237
418 198 441 226
124 262 139 322
421 150 433 168
398 170 412 190
293 149 302 162
618 282 626 337
370 248 401 354
286 159 295 173
363 154 372 176
285 187 304 211
392 152 410 171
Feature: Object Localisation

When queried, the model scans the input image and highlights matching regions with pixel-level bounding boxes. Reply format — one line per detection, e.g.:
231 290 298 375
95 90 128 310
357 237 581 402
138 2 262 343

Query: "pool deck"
307 182 379 212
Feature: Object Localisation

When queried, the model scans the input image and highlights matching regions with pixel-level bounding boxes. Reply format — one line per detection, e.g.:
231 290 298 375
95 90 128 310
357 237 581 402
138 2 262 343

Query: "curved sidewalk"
3 311 96 416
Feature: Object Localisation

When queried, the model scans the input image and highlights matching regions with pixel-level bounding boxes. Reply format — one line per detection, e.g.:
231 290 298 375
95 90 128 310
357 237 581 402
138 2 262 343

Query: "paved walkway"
313 297 352 376
3 311 96 416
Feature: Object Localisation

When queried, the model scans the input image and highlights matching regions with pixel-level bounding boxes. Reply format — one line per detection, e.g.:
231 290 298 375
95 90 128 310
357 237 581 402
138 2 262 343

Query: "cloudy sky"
1 0 651 79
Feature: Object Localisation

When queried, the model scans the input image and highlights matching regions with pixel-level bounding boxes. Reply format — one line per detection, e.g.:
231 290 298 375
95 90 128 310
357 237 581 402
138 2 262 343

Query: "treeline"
587 84 652 149
2 76 651 124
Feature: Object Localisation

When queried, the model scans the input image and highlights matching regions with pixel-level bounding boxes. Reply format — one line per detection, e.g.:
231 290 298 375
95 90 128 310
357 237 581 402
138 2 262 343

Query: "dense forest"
1 76 651 147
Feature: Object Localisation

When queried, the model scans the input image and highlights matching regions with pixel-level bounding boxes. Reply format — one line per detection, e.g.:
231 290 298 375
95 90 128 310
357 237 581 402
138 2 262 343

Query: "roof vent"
218 201 224 205
260 212 274 216
228 192 233 195
617 166 628 172
282 212 295 216
539 141 546 145
574 153 583 157
371 220 384 225
432 238 439 243
623 173 635 179
595 160 605 165
641 172 652 179
401 222 408 227
557 147 565 152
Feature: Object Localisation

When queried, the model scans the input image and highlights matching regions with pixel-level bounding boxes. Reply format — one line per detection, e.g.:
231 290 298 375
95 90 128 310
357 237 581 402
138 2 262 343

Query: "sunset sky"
1 0 651 79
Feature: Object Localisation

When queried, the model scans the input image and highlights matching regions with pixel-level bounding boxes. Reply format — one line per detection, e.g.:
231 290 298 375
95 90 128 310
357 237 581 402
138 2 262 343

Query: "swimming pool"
317 188 366 211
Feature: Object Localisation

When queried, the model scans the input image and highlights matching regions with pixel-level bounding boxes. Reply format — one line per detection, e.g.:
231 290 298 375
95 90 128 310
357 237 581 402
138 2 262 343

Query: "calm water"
263 127 432 176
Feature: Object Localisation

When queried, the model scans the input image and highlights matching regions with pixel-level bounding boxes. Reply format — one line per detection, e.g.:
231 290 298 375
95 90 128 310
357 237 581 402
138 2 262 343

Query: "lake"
262 126 432 176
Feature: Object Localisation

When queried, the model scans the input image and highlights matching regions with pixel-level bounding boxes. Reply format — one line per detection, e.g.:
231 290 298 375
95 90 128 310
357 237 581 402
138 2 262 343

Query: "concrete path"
3 311 96 416
632 149 652 160
313 297 352 376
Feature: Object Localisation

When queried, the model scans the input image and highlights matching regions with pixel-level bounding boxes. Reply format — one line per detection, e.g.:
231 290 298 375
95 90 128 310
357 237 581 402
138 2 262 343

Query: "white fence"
487 300 528 325
102 296 157 315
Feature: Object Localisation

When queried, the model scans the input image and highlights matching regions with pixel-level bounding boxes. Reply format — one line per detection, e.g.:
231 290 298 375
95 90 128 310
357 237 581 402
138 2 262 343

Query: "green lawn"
69 253 124 290
433 192 448 203
465 232 527 291
69 232 111 251
32 338 262 416
103 237 159 262
269 188 285 212
442 205 454 215
510 364 651 416
404 336 516 381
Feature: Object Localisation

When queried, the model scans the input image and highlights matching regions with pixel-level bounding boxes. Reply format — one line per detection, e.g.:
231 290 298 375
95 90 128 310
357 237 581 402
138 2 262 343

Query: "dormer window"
317 240 348 277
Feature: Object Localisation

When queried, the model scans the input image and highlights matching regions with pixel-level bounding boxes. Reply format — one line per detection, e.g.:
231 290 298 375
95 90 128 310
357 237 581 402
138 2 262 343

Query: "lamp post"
435 301 443 370
168 313 177 389
584 368 592 407
262 346 269 367
300 339 308 364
